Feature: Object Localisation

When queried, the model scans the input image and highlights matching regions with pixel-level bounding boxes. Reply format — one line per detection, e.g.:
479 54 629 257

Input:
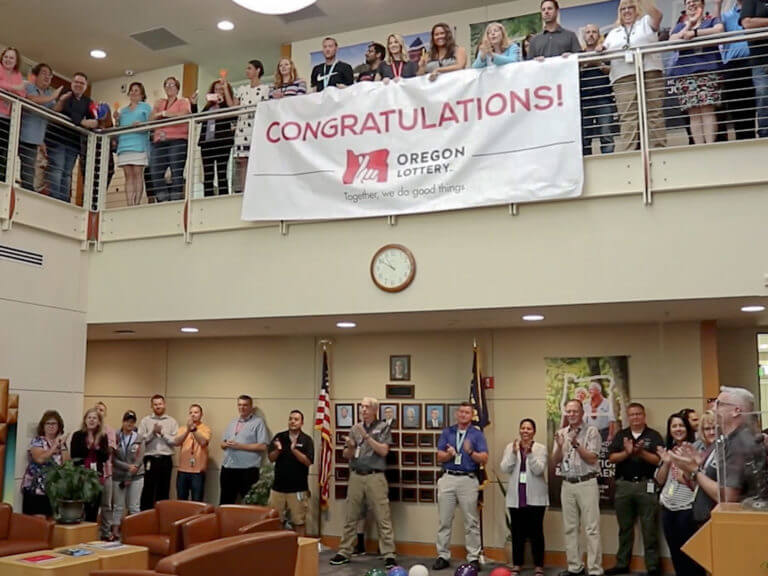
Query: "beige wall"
91 65 187 111
84 321 704 558
0 225 88 509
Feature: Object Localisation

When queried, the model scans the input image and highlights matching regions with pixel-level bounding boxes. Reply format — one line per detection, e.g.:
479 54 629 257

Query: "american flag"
470 344 490 430
314 349 332 510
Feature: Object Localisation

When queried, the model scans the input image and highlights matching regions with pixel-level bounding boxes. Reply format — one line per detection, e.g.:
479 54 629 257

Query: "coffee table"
56 542 149 570
0 550 100 576
51 523 99 548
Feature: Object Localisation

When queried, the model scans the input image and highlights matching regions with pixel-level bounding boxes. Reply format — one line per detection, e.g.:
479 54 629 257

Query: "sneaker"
384 557 397 569
351 548 366 557
469 560 481 572
604 567 630 576
432 557 450 570
329 554 349 565
558 570 585 576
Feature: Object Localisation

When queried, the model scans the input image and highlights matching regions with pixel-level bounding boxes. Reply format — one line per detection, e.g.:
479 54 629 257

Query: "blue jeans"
582 100 616 155
46 141 79 202
176 471 205 502
753 64 768 138
150 139 187 202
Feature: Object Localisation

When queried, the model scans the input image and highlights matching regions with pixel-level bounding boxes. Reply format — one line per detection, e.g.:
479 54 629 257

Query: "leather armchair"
181 505 281 548
0 502 54 557
92 531 298 576
121 500 214 567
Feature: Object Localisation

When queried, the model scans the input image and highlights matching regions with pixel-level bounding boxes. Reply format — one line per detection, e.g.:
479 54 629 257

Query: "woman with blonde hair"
694 410 717 451
472 22 521 68
70 408 110 522
379 34 419 80
599 0 667 150
269 58 307 99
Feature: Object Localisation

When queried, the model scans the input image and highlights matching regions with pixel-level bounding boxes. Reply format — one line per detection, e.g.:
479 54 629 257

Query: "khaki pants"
338 471 395 559
613 70 667 152
268 489 309 525
561 477 602 575
436 474 481 562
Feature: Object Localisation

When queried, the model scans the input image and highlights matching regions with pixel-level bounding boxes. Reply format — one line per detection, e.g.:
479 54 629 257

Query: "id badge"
667 483 675 497
146 460 151 471
647 480 655 494
355 446 361 459
297 492 303 502
189 457 196 467
519 472 527 484
90 462 97 471
624 51 634 63
454 452 462 465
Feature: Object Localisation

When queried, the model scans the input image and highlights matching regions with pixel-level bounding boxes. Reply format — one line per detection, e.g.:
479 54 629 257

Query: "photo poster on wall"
544 356 630 509
310 31 432 76
0 380 19 505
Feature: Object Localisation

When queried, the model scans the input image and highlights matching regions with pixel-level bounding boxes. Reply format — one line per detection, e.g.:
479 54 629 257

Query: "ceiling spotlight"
232 0 316 15
180 327 199 333
336 322 357 328
741 305 766 313
90 49 107 59
217 20 235 31
522 314 545 322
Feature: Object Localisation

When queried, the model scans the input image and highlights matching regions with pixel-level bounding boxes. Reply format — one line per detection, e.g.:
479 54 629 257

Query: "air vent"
278 4 326 23
0 244 43 267
130 28 187 51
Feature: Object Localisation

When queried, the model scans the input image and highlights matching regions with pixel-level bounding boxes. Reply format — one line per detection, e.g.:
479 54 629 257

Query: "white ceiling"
87 296 768 340
2 0 504 81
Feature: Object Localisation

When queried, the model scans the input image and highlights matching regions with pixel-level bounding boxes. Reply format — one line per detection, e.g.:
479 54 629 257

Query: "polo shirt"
138 413 178 457
527 26 583 59
116 102 152 154
555 424 601 477
438 425 488 473
601 15 664 83
693 424 765 522
221 413 268 469
310 60 354 91
59 93 95 149
20 83 56 145
177 422 212 474
669 18 723 77
608 426 664 481
721 6 750 64
740 0 768 67
270 430 314 493
349 419 391 473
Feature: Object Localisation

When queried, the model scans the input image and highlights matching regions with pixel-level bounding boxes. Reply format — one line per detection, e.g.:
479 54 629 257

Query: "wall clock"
370 244 416 293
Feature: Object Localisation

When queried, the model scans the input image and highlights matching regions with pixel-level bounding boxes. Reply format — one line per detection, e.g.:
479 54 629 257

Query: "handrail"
0 88 93 136
100 105 257 137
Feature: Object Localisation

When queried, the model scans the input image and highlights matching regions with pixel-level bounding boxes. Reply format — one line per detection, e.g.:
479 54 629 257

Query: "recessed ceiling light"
217 20 235 31
180 327 199 333
90 49 107 59
522 314 545 322
741 305 765 313
113 329 135 334
336 321 356 328
232 0 316 15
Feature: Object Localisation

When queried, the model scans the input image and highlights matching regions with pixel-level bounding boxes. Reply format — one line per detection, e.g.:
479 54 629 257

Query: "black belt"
145 454 171 459
352 469 382 476
564 473 597 484
445 470 476 478
622 477 652 483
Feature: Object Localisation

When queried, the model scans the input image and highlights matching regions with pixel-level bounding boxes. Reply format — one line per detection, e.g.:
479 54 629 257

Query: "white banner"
242 58 583 221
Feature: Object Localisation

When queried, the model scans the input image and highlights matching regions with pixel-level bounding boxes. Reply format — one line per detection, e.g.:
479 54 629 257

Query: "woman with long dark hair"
198 79 235 197
70 407 110 522
418 23 468 81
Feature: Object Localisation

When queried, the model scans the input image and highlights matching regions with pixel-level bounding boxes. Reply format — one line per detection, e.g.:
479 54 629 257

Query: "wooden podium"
682 503 768 575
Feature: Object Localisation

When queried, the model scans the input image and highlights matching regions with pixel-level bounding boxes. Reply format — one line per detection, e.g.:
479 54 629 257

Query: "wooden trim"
280 44 292 60
318 536 674 572
182 63 198 99
701 320 720 401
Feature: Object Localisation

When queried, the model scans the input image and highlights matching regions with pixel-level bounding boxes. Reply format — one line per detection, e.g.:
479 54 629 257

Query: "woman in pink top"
148 76 191 202
0 47 26 183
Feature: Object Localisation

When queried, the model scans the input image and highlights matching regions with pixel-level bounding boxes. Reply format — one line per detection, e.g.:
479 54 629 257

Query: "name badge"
90 462 97 471
624 51 634 64
519 472 527 484
355 446 361 459
145 460 151 471
454 451 462 465
189 457 196 467
297 492 303 502
647 480 656 494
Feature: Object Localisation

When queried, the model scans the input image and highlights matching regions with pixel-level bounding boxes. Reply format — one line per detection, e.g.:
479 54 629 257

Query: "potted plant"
44 460 102 524
243 463 275 506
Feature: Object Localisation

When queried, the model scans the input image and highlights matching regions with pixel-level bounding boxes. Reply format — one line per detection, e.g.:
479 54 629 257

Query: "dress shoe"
432 557 450 570
604 566 630 575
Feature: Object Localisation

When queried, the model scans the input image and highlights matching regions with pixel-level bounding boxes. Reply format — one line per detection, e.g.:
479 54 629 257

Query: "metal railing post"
0 101 22 229
183 118 196 244
634 49 652 206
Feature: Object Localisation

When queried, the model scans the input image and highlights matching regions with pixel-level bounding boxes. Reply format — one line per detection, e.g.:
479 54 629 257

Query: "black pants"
22 491 52 517
509 505 546 567
200 144 231 197
219 466 259 505
720 60 757 141
661 507 706 576
177 471 205 502
18 141 38 191
0 116 10 183
140 455 173 510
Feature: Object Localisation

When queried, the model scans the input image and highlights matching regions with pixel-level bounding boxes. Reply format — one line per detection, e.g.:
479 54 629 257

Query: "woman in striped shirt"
269 59 307 99
655 412 705 576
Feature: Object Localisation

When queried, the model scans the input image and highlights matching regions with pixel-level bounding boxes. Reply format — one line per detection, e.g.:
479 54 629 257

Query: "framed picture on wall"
356 403 365 424
401 403 421 429
335 467 350 482
335 432 347 446
390 355 411 381
401 433 417 448
425 404 446 429
335 403 354 429
380 403 399 429
418 433 434 448
447 404 462 427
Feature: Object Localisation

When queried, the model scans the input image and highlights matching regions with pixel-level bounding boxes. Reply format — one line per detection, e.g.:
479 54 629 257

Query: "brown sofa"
181 505 281 548
92 531 298 576
121 500 214 567
0 502 54 557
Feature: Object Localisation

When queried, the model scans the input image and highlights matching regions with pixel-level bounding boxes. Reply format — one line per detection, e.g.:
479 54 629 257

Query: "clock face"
371 244 416 292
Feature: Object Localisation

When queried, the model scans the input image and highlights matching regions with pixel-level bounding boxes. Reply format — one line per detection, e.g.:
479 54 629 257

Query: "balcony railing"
1 28 767 246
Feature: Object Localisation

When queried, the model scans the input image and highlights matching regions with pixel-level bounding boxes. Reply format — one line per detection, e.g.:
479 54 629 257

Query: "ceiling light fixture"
180 327 199 333
217 20 235 31
741 305 766 313
522 314 545 322
90 49 107 59
232 0 316 15
336 321 357 328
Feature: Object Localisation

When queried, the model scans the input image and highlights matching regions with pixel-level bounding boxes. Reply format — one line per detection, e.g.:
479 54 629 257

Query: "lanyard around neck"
323 61 337 89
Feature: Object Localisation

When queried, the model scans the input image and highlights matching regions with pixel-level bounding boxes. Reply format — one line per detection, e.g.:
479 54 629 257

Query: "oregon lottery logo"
342 149 389 185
